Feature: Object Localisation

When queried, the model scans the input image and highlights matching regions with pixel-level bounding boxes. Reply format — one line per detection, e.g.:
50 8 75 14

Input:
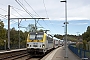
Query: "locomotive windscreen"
29 32 44 40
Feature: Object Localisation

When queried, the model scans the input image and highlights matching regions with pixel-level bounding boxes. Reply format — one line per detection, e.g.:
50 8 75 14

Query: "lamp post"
76 32 79 39
60 0 68 58
4 40 6 50
62 26 65 49
62 26 65 35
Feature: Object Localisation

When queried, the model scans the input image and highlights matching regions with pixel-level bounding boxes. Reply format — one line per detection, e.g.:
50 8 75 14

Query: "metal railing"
68 44 90 60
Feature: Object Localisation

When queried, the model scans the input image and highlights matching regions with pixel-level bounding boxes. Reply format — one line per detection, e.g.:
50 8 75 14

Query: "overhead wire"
0 14 7 19
12 5 38 17
15 0 33 18
0 5 22 27
0 8 7 19
17 0 44 29
11 6 24 24
15 0 42 28
24 0 51 31
15 0 35 28
42 0 55 34
11 6 24 17
43 0 48 18
11 7 29 29
0 3 27 30
10 6 25 12
0 8 7 12
24 0 40 25
0 5 18 17
11 6 32 26
2 0 57 33
24 0 40 17
42 0 59 34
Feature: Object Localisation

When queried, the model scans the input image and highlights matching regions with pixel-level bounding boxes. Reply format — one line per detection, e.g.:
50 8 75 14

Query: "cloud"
70 22 88 25
45 17 90 21
0 0 90 21
76 23 88 25
63 17 89 20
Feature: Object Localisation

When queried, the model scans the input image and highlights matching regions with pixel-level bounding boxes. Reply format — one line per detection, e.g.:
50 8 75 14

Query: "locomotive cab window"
29 35 35 40
37 35 43 40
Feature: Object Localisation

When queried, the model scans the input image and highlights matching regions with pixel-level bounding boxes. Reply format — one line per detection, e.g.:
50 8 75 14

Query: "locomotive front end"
27 32 46 56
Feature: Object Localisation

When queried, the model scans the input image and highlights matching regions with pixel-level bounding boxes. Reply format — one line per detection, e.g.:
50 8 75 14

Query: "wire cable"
11 6 25 12
15 0 55 34
11 6 24 17
16 0 46 30
24 0 40 17
15 0 33 18
0 8 7 12
0 14 7 19
43 0 48 18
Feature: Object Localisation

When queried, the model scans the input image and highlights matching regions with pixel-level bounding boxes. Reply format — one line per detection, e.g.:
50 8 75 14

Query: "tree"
38 29 44 32
0 20 6 49
0 20 29 50
0 20 4 28
10 27 19 48
54 34 63 39
27 24 35 32
0 20 6 39
82 26 90 42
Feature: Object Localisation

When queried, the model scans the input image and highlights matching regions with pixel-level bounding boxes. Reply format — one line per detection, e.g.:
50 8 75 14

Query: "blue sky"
0 0 90 35
3 19 90 35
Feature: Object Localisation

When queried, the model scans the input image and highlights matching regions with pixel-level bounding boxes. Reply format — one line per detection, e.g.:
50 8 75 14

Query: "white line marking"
45 47 61 60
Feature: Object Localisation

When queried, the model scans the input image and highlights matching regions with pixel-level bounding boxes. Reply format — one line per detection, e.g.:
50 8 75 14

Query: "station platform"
41 46 81 60
0 48 26 54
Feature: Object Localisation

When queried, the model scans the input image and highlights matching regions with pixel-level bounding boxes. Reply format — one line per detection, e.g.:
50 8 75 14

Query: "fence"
68 44 90 60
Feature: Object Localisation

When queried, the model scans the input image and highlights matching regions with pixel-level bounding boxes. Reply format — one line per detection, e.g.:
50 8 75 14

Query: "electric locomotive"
27 32 54 56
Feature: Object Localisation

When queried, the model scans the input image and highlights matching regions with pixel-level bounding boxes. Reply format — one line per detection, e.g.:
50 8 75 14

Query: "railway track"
0 47 57 60
0 51 43 60
0 51 28 60
25 56 43 60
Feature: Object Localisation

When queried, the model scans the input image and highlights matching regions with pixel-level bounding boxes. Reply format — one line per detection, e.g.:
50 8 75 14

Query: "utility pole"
18 19 20 49
76 32 80 42
8 5 10 50
60 0 68 58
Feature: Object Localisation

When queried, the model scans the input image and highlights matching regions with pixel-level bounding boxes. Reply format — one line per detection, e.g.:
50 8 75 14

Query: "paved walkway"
41 46 82 60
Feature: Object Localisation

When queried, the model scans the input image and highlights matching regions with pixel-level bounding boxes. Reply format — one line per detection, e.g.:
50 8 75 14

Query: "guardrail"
68 44 90 60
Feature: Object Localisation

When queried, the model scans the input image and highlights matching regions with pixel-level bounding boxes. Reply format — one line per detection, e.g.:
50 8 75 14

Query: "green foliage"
82 26 90 42
83 40 87 50
27 24 35 32
76 40 90 50
0 21 6 39
88 41 90 50
54 34 78 42
72 26 90 50
38 29 44 32
0 20 7 50
0 20 4 28
0 20 28 50
10 28 28 49
54 34 63 39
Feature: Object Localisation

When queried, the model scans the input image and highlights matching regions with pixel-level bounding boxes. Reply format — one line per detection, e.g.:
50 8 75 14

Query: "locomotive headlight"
27 44 29 47
42 44 45 48
43 45 45 48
